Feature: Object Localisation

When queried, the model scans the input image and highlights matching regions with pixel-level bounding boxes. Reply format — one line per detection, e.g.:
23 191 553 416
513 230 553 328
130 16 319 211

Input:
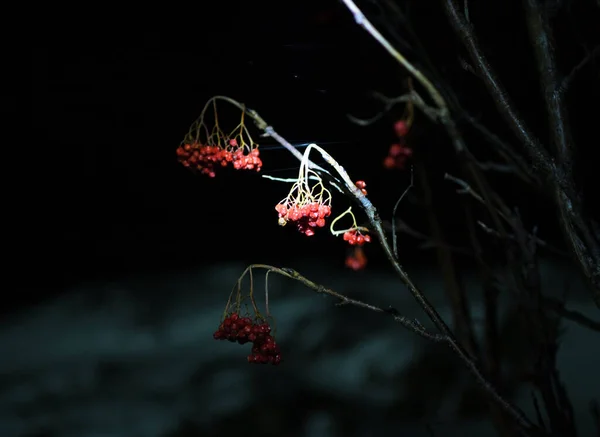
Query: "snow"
0 258 597 437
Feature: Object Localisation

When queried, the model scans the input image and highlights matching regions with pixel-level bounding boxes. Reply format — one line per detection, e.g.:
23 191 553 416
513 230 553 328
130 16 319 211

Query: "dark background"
29 0 599 290
30 2 381 287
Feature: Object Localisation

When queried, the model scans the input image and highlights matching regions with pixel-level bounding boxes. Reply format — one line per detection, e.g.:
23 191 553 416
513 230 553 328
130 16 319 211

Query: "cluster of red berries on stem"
213 312 282 365
355 180 367 195
176 139 262 177
275 201 332 236
343 229 371 246
345 246 367 270
383 120 413 170
383 143 412 170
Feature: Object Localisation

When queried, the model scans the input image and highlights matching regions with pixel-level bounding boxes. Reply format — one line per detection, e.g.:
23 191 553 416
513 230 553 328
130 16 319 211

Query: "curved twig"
244 264 444 342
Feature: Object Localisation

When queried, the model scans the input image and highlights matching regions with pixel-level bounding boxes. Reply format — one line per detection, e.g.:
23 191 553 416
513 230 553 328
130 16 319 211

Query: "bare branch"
341 0 449 113
340 1 516 259
461 112 539 186
558 44 600 96
440 0 554 177
347 90 439 126
444 173 566 256
339 2 539 433
542 297 600 332
385 218 473 256
445 173 484 200
475 161 523 174
477 220 567 257
392 165 414 259
248 264 445 342
522 0 573 170
440 1 600 307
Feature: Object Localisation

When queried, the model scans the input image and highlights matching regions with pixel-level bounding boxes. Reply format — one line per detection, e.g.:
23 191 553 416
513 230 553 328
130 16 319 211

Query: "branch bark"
440 0 600 308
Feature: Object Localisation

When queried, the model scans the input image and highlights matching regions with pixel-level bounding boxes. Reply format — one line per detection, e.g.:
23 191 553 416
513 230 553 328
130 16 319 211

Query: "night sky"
28 2 599 315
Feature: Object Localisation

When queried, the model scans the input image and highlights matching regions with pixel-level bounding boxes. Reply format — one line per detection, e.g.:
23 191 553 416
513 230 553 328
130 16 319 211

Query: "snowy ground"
1 258 598 437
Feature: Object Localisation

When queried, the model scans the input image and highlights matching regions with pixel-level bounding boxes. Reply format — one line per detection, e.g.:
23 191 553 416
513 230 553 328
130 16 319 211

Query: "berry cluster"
345 246 367 270
176 141 263 177
343 229 371 246
355 180 367 196
383 143 413 170
213 313 282 365
275 202 332 236
383 119 413 170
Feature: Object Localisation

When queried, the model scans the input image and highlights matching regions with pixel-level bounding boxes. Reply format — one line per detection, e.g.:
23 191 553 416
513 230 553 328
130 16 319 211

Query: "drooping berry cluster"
383 119 413 170
383 143 413 170
355 180 367 195
343 229 371 246
213 313 282 365
345 246 367 270
176 140 263 177
275 202 332 236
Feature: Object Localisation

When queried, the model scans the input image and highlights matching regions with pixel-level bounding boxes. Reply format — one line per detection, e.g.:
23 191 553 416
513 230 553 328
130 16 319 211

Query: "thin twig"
385 218 473 256
392 166 414 259
347 93 413 126
262 174 344 195
341 0 448 114
558 45 600 96
444 173 564 255
210 96 347 195
461 112 537 186
210 95 333 177
245 264 444 342
542 297 600 332
476 161 522 174
477 220 567 256
348 90 440 126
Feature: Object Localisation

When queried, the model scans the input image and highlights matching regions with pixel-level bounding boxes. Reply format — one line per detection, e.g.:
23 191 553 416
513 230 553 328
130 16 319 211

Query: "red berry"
394 120 409 137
